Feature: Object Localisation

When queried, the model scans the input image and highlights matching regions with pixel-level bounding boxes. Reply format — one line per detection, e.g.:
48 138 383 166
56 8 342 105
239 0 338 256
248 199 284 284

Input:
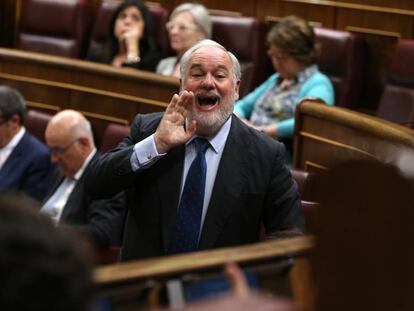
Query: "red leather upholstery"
376 40 414 127
99 123 130 153
25 109 54 143
211 15 268 97
314 28 365 108
87 1 169 57
18 0 93 58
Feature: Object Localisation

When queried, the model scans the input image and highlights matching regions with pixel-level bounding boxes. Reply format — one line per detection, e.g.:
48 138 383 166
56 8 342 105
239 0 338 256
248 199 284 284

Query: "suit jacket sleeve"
73 191 126 248
85 113 162 199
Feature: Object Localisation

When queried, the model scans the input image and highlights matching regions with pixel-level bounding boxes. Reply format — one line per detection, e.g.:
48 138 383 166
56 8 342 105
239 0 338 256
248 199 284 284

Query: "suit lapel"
158 145 185 253
198 116 250 249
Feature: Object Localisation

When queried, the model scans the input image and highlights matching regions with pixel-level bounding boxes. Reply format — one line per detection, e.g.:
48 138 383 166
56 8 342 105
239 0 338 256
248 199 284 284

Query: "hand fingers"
224 262 250 299
166 94 180 112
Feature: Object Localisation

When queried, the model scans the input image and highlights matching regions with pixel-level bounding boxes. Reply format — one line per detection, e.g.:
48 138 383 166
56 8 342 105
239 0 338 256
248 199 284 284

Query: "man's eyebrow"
189 63 203 70
189 63 230 72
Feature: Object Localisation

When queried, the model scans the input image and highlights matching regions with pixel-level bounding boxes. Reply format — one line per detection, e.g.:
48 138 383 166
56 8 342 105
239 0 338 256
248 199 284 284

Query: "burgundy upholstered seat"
99 123 130 153
211 15 268 97
17 0 93 58
314 28 365 108
25 109 54 143
376 40 414 128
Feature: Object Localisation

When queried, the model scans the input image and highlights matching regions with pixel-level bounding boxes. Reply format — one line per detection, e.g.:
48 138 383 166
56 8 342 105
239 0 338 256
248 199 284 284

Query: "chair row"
17 0 268 97
17 0 368 106
25 109 130 154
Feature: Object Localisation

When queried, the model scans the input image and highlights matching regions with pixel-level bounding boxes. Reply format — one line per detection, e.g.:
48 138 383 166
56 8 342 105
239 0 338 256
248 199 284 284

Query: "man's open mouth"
195 94 219 110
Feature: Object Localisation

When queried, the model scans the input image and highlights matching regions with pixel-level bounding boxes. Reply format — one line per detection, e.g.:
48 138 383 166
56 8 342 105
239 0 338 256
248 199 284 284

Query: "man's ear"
233 80 241 101
9 114 21 127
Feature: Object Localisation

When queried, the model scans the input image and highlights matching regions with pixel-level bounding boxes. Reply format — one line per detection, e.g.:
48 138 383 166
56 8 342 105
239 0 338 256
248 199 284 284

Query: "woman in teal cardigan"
234 16 334 139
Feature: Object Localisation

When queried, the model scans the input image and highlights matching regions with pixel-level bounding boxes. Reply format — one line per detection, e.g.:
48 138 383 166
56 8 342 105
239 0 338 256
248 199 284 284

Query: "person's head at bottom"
0 192 93 311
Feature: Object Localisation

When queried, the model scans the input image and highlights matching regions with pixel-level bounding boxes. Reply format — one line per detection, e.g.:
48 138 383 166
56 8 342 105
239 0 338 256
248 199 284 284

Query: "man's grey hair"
180 39 242 85
170 3 212 38
0 86 26 124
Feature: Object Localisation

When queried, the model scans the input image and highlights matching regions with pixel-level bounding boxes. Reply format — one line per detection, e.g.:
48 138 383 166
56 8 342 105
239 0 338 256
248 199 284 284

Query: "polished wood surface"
95 236 314 286
293 99 414 176
0 48 179 141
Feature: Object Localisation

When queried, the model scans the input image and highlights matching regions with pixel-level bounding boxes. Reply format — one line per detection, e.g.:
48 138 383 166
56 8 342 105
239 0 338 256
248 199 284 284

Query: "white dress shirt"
0 127 25 170
40 149 97 224
130 117 232 232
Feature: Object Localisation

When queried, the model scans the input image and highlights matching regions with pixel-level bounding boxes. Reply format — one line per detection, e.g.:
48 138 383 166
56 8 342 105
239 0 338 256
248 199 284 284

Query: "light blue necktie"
168 138 210 254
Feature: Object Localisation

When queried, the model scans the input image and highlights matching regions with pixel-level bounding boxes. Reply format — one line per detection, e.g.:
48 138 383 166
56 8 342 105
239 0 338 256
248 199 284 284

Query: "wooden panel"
94 236 314 309
293 99 414 179
0 48 179 143
273 2 336 28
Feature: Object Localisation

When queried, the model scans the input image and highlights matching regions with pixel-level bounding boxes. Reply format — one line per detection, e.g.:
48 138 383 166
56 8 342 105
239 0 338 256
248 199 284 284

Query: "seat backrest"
25 109 54 143
18 0 93 58
211 15 268 97
87 1 169 57
290 168 319 202
99 123 130 153
376 40 414 127
293 98 414 180
314 28 365 109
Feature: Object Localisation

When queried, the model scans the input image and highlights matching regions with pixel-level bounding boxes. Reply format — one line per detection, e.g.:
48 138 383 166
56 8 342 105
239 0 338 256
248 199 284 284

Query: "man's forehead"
188 46 232 69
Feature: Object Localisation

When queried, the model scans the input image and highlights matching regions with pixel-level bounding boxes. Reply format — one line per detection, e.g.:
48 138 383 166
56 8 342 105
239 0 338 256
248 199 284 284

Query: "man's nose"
201 73 214 88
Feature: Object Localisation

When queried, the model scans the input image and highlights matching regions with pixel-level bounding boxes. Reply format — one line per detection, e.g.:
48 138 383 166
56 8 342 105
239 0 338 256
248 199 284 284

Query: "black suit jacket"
44 153 126 247
0 131 54 201
85 113 302 260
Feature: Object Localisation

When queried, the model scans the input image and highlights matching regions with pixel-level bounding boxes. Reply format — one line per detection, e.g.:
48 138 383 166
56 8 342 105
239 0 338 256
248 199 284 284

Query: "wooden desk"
293 99 414 178
94 236 314 309
0 48 180 140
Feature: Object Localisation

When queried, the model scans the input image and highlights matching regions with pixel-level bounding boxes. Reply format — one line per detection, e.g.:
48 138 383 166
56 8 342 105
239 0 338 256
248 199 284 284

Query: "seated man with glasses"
41 110 126 250
0 86 54 201
156 2 211 78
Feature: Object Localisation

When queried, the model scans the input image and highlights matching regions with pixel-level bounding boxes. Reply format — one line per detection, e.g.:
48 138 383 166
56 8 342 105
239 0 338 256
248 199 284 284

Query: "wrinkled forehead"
188 45 233 71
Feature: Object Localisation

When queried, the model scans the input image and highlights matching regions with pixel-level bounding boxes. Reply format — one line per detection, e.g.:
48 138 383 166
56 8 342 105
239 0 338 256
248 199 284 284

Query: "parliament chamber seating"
376 39 414 128
25 109 54 143
99 123 130 153
293 98 414 185
17 0 93 58
211 15 268 97
314 28 365 109
87 0 170 57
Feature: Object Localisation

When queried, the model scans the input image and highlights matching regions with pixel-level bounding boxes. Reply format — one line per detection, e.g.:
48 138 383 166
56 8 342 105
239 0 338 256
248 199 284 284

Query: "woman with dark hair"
87 0 161 71
234 15 334 140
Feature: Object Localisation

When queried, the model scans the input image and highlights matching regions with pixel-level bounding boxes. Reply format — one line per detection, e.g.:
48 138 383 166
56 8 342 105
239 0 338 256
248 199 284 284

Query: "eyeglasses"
166 21 198 32
49 138 80 155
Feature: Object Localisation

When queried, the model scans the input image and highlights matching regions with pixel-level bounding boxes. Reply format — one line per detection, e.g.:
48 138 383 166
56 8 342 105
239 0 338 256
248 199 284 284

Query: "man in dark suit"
0 86 54 201
85 39 303 261
41 110 125 248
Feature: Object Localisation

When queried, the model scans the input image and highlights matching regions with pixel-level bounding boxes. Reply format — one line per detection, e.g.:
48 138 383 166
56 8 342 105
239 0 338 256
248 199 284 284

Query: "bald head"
45 110 95 178
46 110 94 144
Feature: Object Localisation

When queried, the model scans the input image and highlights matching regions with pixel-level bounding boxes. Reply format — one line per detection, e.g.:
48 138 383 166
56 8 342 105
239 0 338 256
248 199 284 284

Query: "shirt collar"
186 116 232 154
3 127 25 150
72 148 96 181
